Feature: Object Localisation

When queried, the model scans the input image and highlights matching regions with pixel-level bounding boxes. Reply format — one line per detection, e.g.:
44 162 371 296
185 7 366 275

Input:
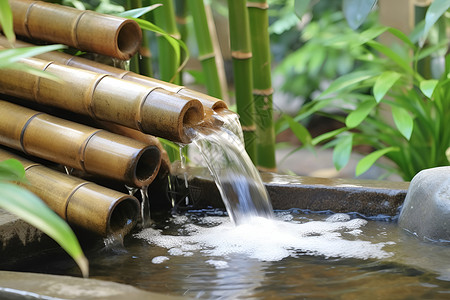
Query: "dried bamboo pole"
0 37 228 111
9 0 142 60
0 148 140 236
188 0 223 99
0 56 204 143
0 100 161 187
247 0 276 171
150 0 181 84
227 0 257 162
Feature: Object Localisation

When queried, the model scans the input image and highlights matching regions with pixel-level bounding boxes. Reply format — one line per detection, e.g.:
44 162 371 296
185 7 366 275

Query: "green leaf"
356 147 399 176
333 134 353 170
294 0 312 19
131 17 189 81
419 79 439 98
342 0 377 30
0 0 15 44
345 99 377 128
117 4 162 18
373 71 402 102
0 159 26 182
318 70 379 99
366 40 414 74
391 105 413 140
312 127 348 146
0 182 88 277
387 27 416 50
419 0 450 47
283 115 312 147
358 26 389 45
0 45 66 69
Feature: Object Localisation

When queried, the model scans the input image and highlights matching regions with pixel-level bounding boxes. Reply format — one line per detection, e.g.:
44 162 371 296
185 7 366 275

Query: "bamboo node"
87 74 109 119
23 1 37 38
34 61 55 102
198 52 216 62
19 112 44 154
64 182 89 219
72 11 88 49
231 51 252 60
253 87 274 96
136 87 160 131
246 2 269 9
241 125 257 132
79 130 102 171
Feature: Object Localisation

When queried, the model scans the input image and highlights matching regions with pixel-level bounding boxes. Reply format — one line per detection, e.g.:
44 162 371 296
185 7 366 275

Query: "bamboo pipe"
0 37 228 111
0 100 161 187
9 0 142 60
0 148 140 236
0 56 204 143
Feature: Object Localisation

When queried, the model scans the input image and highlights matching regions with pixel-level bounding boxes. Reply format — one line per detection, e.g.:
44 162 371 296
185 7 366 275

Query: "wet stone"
399 167 450 243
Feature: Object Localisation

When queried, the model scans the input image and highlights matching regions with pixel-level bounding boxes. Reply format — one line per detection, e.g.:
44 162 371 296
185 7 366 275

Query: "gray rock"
399 167 450 243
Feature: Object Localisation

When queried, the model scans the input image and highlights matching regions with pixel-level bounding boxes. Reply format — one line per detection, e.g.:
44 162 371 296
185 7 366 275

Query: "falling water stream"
6 109 448 298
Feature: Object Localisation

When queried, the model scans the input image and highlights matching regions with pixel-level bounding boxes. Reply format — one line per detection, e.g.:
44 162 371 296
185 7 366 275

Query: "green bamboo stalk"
227 0 257 162
125 0 142 73
175 0 188 85
248 0 276 171
150 0 181 84
139 29 153 77
188 0 223 99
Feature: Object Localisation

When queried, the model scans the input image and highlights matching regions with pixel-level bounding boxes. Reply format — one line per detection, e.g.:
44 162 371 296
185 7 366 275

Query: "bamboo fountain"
0 0 229 236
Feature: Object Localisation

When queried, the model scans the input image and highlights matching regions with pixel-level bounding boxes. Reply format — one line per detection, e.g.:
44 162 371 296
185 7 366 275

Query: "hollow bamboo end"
107 196 140 236
115 19 142 60
180 99 204 144
132 145 161 187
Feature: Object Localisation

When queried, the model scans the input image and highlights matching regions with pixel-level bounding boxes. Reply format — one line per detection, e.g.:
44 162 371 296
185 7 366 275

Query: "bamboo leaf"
131 17 189 78
366 40 414 74
0 0 15 44
419 79 439 98
312 127 348 146
391 105 413 140
333 134 353 170
317 70 379 99
117 4 162 18
387 27 416 50
356 147 399 176
294 0 312 19
0 159 26 182
0 45 66 69
0 182 88 277
373 71 402 102
345 99 377 128
419 0 450 47
342 0 377 30
283 115 312 147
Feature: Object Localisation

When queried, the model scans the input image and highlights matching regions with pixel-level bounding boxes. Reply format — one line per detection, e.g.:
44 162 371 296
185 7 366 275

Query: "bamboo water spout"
0 100 161 187
8 0 141 60
0 37 228 112
0 56 204 143
0 148 140 236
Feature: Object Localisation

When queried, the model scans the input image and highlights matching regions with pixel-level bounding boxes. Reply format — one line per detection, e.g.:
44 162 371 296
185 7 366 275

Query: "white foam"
135 214 393 265
206 260 229 269
151 256 169 264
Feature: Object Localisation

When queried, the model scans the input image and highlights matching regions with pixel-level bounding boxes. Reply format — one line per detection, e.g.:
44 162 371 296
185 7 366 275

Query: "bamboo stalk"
0 148 140 236
150 0 180 84
0 100 162 187
227 0 257 162
188 0 223 99
247 0 276 171
10 0 142 60
0 56 204 143
175 0 188 85
0 37 228 111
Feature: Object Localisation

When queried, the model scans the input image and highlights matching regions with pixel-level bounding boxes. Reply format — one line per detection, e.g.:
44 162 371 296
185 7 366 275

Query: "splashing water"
185 109 274 225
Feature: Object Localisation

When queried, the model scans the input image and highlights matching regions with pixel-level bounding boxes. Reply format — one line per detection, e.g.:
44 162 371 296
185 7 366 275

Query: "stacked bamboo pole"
227 0 257 162
0 100 161 187
0 37 228 112
0 55 204 144
0 148 140 236
188 0 224 99
9 0 142 60
248 0 276 171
